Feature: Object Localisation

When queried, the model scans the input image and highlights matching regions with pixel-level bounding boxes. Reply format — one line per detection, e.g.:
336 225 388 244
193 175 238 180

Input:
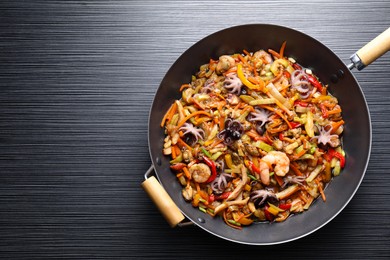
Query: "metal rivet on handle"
337 69 345 78
197 217 205 223
330 74 339 83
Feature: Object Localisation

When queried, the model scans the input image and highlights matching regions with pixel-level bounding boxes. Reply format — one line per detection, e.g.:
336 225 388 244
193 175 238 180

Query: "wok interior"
148 24 371 244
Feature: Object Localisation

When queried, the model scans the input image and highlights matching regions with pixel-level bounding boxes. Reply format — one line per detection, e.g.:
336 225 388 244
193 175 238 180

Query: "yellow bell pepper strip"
237 216 253 225
267 202 285 214
237 64 264 91
224 154 236 170
270 58 289 76
264 205 275 222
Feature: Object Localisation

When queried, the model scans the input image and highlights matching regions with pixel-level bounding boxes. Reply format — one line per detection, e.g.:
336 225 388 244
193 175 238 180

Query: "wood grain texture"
0 0 389 259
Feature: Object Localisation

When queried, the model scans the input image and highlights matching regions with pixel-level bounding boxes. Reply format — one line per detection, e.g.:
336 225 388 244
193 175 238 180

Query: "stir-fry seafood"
161 42 346 229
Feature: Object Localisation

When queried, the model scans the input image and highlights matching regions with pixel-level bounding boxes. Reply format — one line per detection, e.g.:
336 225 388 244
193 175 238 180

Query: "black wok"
143 24 389 245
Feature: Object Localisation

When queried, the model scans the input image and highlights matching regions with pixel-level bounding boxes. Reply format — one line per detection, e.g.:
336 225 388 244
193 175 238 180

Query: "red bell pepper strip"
208 191 232 203
307 74 323 92
283 70 291 78
203 156 217 183
327 148 346 168
289 121 301 129
208 194 215 203
216 192 231 200
292 63 302 70
170 163 186 171
279 133 284 141
294 101 309 107
248 161 261 175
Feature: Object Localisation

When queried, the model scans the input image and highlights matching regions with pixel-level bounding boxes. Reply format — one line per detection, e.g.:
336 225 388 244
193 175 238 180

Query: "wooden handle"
356 27 390 67
142 176 185 227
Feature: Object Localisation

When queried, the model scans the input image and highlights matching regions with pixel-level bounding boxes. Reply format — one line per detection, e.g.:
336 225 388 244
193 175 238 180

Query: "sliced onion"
291 70 311 94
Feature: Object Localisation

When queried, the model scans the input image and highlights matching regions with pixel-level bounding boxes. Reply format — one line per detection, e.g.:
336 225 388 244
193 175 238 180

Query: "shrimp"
259 151 290 185
253 50 273 67
189 163 211 183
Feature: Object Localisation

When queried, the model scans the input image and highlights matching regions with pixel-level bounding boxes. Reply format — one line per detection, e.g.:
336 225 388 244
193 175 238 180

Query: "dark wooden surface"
0 0 389 259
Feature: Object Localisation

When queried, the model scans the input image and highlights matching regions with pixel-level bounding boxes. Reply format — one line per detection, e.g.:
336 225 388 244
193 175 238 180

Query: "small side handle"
349 27 390 70
142 165 185 227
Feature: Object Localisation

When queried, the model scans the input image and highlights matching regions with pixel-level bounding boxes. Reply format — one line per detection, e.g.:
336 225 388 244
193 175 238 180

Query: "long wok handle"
142 165 185 227
349 27 390 70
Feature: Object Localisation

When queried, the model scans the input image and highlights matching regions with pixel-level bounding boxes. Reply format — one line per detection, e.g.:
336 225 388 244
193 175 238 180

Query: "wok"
142 24 390 245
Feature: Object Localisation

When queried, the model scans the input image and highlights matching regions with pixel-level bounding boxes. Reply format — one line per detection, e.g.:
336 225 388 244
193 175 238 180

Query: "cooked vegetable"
161 43 346 228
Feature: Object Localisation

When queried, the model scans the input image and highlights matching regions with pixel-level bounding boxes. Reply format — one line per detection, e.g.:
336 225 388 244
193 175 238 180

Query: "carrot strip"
211 138 224 148
264 131 274 145
237 54 248 65
290 162 303 176
331 120 345 134
195 182 201 193
243 49 251 56
274 174 284 187
248 76 259 85
223 67 237 76
177 137 192 151
321 86 327 96
174 145 181 157
219 116 225 131
160 102 176 127
268 49 281 59
183 166 191 179
194 116 211 125
171 144 177 159
262 105 292 129
266 92 293 118
279 41 287 58
176 111 212 128
299 191 308 203
316 179 326 202
294 149 308 160
327 108 342 115
217 100 225 112
246 129 265 141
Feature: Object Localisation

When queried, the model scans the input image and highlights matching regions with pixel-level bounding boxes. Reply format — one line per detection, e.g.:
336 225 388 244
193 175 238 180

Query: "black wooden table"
1 1 389 259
